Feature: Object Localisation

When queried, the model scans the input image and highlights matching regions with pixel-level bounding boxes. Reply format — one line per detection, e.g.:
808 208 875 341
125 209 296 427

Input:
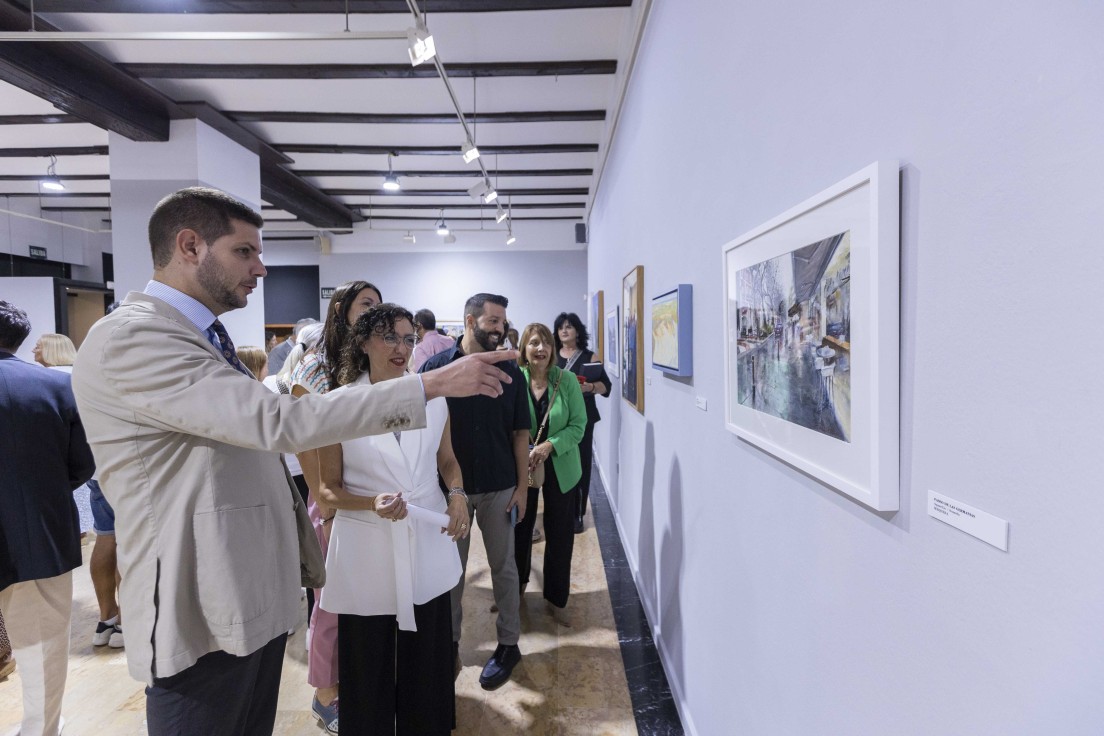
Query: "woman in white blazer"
314 304 470 736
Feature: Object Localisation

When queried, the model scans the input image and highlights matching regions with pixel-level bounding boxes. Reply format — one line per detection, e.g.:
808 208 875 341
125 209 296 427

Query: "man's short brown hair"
148 187 264 268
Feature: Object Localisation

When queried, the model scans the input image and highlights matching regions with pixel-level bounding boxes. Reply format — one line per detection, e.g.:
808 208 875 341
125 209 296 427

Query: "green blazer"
521 364 587 492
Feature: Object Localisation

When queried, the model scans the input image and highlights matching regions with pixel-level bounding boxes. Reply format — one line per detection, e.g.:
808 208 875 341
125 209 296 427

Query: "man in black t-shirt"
420 293 530 690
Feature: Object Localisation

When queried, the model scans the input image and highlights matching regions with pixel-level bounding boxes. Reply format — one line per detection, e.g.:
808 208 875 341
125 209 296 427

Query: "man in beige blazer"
71 187 517 736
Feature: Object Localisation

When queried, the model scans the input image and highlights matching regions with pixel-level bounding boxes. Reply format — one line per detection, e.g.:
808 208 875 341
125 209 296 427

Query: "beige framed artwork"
621 265 645 413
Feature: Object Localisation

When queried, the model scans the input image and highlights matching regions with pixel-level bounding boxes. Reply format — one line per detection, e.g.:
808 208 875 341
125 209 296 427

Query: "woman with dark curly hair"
315 304 470 735
553 312 611 533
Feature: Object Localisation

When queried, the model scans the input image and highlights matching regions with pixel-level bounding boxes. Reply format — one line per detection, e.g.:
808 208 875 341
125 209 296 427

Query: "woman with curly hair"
315 303 470 734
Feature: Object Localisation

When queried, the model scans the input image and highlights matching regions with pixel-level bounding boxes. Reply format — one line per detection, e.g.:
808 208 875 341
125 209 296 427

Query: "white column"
109 119 265 346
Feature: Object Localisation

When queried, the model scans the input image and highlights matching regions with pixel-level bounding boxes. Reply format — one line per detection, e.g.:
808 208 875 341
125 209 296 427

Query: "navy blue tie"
209 320 251 377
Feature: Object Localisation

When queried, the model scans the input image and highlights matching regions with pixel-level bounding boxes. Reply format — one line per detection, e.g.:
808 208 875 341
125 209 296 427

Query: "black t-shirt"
420 344 530 493
556 348 610 424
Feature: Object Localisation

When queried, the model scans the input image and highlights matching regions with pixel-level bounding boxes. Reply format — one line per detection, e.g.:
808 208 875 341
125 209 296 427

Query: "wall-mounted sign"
321 287 335 300
28 246 47 259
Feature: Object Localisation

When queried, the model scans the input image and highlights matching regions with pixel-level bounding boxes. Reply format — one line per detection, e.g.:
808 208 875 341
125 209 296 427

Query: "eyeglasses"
381 332 418 350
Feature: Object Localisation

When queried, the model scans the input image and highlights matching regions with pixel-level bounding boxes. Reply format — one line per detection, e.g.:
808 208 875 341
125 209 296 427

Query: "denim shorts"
88 479 116 536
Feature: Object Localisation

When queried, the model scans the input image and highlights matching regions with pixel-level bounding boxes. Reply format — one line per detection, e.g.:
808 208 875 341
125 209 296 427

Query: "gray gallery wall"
311 249 588 333
588 0 1103 734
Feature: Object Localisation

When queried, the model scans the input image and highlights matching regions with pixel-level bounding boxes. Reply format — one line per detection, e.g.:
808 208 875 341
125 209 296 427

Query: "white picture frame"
722 161 899 511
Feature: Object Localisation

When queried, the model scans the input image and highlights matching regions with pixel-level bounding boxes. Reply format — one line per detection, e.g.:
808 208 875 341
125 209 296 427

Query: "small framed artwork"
437 320 465 339
606 306 620 377
722 161 899 511
589 290 604 362
651 284 693 376
621 265 645 413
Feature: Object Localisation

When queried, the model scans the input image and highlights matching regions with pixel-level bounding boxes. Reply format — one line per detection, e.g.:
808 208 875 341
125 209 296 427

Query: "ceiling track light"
436 210 450 236
443 233 457 244
382 153 401 191
495 205 508 223
406 21 435 66
41 155 65 192
403 231 416 244
461 139 480 164
467 179 497 204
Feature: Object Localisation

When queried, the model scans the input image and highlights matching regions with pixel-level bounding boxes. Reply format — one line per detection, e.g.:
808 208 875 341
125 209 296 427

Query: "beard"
470 324 502 352
197 253 247 311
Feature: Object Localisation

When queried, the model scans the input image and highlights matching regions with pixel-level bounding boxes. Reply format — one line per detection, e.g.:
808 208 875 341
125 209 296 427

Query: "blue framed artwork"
651 284 693 376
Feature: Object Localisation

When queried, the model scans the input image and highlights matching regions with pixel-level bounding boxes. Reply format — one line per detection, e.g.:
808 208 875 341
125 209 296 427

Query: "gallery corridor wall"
587 0 1103 734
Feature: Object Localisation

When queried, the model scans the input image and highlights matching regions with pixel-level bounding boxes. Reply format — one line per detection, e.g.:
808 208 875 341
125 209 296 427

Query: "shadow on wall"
637 422 658 610
659 455 687 698
606 372 622 507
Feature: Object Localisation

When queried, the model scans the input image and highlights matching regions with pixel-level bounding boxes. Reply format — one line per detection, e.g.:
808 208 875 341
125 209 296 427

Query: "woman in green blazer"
514 322 587 625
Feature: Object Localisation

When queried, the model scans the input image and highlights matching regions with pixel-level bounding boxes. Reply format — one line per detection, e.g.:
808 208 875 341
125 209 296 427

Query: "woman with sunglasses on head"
290 279 383 734
312 304 470 735
553 312 611 533
513 322 587 626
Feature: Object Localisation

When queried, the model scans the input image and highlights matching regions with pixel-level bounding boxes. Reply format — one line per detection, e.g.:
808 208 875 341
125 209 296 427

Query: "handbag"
281 458 326 588
527 369 563 489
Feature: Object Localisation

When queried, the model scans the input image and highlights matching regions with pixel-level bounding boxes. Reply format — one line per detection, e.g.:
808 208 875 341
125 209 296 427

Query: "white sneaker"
108 625 124 649
92 620 120 647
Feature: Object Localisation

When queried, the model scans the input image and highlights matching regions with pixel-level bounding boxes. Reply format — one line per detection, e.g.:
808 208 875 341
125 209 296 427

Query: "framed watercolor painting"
622 265 645 413
606 306 620 378
722 161 899 511
589 290 604 362
437 320 465 340
651 284 693 376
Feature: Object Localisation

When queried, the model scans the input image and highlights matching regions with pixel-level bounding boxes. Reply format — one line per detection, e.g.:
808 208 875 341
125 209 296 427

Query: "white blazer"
320 373 462 630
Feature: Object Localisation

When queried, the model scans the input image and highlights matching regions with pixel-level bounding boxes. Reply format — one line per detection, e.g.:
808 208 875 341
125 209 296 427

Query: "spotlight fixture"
495 205 508 223
382 153 400 191
436 213 449 236
407 21 436 66
403 231 416 244
41 155 65 192
443 233 457 244
467 179 497 204
506 227 516 246
461 139 480 164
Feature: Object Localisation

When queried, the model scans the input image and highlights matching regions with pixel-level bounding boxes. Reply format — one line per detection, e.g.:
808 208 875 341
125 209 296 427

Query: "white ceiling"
0 1 641 250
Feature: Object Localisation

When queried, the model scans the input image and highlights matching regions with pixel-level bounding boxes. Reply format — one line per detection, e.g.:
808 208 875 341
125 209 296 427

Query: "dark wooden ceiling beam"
0 114 81 125
294 168 592 178
334 202 585 210
31 1 631 14
354 215 582 222
279 143 598 155
0 191 108 198
325 187 586 197
121 60 616 80
40 206 111 212
0 2 177 141
0 146 109 157
228 110 605 125
260 161 364 230
0 174 108 180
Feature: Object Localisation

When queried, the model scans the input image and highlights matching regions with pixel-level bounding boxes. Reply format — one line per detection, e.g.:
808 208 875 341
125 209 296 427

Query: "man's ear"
175 228 203 264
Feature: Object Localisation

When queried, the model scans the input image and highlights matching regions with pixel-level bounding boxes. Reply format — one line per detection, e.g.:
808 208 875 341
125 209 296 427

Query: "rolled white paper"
405 503 450 529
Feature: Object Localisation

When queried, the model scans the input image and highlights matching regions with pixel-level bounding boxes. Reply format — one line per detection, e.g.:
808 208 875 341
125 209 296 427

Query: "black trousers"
514 462 578 608
145 633 287 736
338 592 455 735
576 420 596 519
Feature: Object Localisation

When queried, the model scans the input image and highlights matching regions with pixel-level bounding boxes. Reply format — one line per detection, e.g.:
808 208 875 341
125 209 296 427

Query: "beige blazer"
71 292 427 684
320 379 462 630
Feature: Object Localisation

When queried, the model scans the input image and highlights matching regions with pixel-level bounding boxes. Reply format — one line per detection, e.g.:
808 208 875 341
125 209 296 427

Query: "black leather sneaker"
478 643 521 690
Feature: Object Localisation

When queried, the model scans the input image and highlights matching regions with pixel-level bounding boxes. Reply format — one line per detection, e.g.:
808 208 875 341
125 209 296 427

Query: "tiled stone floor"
0 467 682 735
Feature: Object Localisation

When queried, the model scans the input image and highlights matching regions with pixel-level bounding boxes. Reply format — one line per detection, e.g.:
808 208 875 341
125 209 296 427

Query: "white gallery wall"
588 1 1103 734
298 248 588 332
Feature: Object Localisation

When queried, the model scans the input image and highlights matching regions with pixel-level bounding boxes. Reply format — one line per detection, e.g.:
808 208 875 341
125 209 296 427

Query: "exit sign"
29 246 47 259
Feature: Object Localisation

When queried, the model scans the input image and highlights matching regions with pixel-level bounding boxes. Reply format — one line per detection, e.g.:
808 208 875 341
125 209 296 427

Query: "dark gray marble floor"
588 469 685 736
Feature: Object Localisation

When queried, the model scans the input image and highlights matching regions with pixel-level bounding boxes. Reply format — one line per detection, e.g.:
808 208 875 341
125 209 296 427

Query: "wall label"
29 245 47 259
321 287 335 299
927 490 1009 551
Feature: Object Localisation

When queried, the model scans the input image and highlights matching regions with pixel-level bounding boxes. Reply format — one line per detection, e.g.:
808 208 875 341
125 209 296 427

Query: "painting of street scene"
733 230 852 442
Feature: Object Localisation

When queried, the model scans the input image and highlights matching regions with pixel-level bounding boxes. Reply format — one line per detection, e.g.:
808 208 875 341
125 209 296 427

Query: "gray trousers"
451 487 520 646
